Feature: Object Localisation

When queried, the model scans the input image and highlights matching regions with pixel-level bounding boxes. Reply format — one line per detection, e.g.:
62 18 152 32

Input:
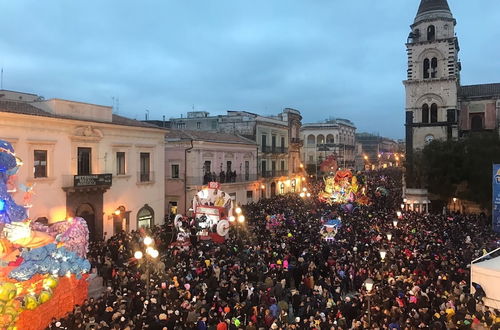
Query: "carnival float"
0 140 91 330
317 156 369 206
173 182 236 246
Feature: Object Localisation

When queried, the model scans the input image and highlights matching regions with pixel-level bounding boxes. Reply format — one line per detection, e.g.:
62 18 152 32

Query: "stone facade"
0 90 165 240
300 119 356 171
404 0 459 151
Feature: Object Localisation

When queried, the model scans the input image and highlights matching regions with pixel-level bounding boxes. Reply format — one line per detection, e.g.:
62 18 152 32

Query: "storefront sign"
74 174 112 187
492 164 500 233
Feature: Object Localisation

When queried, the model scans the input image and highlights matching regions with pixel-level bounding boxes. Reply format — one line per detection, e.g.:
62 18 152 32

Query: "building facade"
0 90 165 240
404 0 500 155
168 108 304 197
165 129 304 218
356 133 400 170
404 0 460 152
300 118 356 173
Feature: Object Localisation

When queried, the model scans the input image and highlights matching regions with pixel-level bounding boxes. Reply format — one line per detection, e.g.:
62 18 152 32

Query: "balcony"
261 170 288 178
62 173 112 192
186 174 258 186
137 171 155 184
261 146 288 154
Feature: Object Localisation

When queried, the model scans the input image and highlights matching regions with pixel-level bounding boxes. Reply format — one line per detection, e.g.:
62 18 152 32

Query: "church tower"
404 0 460 152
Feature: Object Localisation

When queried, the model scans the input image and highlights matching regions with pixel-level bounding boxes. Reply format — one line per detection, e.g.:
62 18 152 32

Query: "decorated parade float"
0 140 91 330
317 155 370 206
172 182 236 246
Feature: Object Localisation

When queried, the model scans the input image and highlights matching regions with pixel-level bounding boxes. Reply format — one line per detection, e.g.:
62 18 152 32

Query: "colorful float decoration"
0 139 91 330
173 182 235 245
320 218 342 241
318 168 369 205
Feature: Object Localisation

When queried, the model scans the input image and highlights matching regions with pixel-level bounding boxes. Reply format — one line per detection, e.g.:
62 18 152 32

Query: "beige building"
300 118 356 173
168 108 304 197
0 90 165 240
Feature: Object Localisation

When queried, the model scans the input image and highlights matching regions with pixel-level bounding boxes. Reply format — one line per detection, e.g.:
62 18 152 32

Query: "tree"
411 132 500 209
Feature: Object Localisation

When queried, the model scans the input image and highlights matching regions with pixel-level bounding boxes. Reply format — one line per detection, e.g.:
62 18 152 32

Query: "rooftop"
459 83 500 99
165 129 256 145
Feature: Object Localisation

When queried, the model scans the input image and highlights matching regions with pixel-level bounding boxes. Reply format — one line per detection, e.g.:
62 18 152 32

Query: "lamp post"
452 197 457 212
134 236 159 296
393 219 398 228
379 248 387 262
386 233 392 241
364 278 374 327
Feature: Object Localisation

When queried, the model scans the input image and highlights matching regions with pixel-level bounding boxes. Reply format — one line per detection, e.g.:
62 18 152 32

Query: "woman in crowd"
48 169 500 329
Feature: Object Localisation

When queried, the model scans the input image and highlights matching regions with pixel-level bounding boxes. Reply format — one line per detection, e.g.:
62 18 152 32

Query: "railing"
62 173 112 188
261 146 288 154
186 174 259 186
137 171 155 184
261 170 288 178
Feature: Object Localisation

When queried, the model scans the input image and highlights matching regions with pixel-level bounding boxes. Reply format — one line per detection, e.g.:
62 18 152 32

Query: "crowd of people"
47 169 500 329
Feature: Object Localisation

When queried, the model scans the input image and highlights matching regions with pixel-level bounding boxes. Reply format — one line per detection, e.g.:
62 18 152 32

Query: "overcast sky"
1 1 499 139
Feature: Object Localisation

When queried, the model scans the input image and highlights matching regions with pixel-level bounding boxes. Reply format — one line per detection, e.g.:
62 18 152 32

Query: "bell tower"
404 0 460 153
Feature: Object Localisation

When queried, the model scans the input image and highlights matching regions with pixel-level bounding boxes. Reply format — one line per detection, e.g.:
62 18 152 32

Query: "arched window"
317 134 325 145
431 57 438 78
307 134 316 146
422 104 429 123
326 134 334 144
427 25 435 41
137 204 154 228
471 115 483 131
423 58 430 79
430 103 438 123
307 134 315 146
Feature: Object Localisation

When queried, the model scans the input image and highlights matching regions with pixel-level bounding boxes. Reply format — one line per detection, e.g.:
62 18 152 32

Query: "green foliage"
412 132 500 208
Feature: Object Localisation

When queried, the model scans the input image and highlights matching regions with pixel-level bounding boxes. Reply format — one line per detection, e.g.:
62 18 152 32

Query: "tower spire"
414 0 453 24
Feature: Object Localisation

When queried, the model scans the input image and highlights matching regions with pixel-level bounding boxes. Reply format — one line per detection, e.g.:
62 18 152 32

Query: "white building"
300 118 356 173
0 90 165 240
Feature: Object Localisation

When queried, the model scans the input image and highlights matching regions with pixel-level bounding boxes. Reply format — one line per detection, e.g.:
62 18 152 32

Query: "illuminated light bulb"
235 207 242 215
144 236 153 246
134 251 143 259
237 215 245 223
229 216 235 222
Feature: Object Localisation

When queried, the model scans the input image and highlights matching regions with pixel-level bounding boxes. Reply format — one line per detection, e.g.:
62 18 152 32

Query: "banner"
492 164 500 233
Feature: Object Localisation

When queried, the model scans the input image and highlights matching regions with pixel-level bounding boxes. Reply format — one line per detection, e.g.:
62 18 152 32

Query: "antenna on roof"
145 109 149 120
1 68 3 90
116 97 120 114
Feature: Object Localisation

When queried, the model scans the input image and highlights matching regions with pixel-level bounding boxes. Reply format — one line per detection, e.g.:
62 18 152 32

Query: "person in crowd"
49 168 500 329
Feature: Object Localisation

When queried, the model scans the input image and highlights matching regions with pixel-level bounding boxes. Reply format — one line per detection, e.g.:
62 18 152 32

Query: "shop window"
137 204 154 228
471 115 483 131
279 183 285 194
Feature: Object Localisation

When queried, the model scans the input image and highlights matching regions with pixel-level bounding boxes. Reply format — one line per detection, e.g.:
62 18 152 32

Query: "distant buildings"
164 130 260 216
300 118 356 174
167 108 304 200
355 133 400 171
0 90 165 240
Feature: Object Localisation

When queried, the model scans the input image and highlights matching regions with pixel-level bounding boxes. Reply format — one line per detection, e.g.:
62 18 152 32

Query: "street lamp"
393 219 398 228
237 215 245 223
364 278 374 327
379 249 387 261
396 211 402 218
134 236 159 296
386 233 392 241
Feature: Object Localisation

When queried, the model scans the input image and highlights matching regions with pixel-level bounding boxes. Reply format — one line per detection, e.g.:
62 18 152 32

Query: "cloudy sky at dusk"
1 1 499 138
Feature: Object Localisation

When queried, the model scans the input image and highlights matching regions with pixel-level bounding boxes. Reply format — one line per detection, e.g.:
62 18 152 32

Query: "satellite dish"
174 214 183 229
216 220 230 237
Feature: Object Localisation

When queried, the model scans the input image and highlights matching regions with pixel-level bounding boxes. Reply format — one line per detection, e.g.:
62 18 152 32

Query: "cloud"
0 0 499 139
